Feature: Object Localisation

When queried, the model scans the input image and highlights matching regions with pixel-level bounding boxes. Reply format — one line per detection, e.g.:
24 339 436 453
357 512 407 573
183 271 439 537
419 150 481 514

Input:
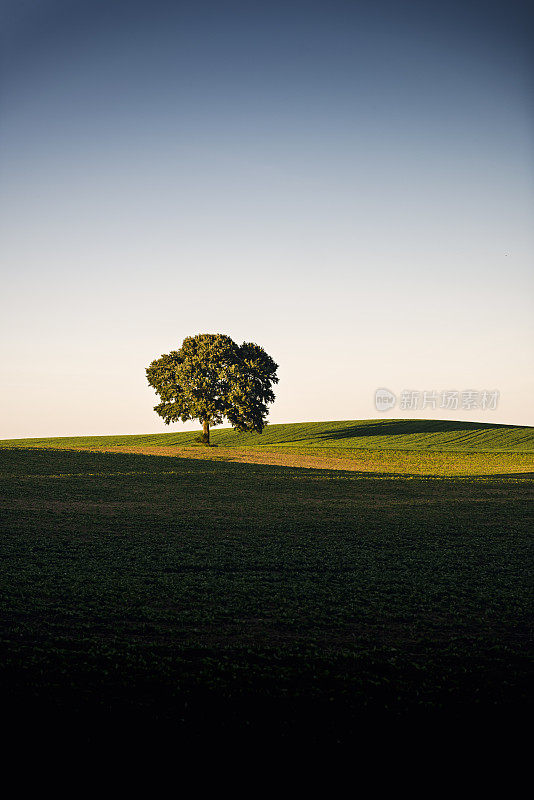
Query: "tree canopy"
146 334 278 444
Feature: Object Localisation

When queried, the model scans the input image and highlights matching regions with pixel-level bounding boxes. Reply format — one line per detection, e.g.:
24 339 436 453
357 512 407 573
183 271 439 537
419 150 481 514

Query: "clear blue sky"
1 0 533 437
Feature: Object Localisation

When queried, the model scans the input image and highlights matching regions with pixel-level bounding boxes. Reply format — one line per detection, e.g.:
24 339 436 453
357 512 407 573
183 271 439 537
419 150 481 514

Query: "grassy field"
0 419 532 744
4 417 533 451
2 418 533 476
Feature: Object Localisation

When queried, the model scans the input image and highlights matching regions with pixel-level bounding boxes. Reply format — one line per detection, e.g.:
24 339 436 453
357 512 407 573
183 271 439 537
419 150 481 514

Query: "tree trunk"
202 419 210 446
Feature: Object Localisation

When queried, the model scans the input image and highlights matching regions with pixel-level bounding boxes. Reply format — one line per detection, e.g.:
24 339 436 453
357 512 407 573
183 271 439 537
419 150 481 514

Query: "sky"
1 0 533 438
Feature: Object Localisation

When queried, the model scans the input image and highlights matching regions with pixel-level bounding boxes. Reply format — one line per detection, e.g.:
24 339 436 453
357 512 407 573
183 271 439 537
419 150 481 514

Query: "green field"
3 417 533 451
0 420 532 743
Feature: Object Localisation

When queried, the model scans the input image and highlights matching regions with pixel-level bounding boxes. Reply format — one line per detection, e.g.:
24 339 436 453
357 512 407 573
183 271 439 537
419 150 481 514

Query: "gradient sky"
1 0 533 437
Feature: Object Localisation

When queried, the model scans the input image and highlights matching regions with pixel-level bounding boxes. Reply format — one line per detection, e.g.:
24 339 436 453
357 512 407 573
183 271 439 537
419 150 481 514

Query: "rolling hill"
1 418 533 452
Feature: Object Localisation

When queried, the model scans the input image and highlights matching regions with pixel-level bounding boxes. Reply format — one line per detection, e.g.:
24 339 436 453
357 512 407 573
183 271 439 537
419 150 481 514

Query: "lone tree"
146 333 279 445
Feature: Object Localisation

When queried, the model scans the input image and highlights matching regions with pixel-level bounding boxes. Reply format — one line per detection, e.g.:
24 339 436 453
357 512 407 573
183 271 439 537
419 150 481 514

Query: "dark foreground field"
0 443 532 746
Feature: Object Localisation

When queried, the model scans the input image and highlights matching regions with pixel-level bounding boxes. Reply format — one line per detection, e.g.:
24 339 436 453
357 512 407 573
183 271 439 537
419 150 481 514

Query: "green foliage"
145 333 278 434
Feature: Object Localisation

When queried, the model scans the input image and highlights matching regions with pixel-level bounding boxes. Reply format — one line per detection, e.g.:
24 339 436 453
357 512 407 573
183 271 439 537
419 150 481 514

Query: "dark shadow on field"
0 446 531 482
1 446 531 747
0 447 172 476
288 419 528 443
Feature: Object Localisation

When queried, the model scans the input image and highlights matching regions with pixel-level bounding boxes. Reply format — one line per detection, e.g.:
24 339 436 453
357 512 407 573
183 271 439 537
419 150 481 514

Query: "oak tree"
146 334 278 445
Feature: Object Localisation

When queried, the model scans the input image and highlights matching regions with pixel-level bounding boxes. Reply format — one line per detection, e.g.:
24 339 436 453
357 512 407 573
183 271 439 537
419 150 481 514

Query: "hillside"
1 418 533 452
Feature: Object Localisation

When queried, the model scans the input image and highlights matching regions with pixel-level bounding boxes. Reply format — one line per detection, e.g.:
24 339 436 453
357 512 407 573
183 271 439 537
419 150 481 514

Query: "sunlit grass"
2 417 533 452
1 419 532 477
